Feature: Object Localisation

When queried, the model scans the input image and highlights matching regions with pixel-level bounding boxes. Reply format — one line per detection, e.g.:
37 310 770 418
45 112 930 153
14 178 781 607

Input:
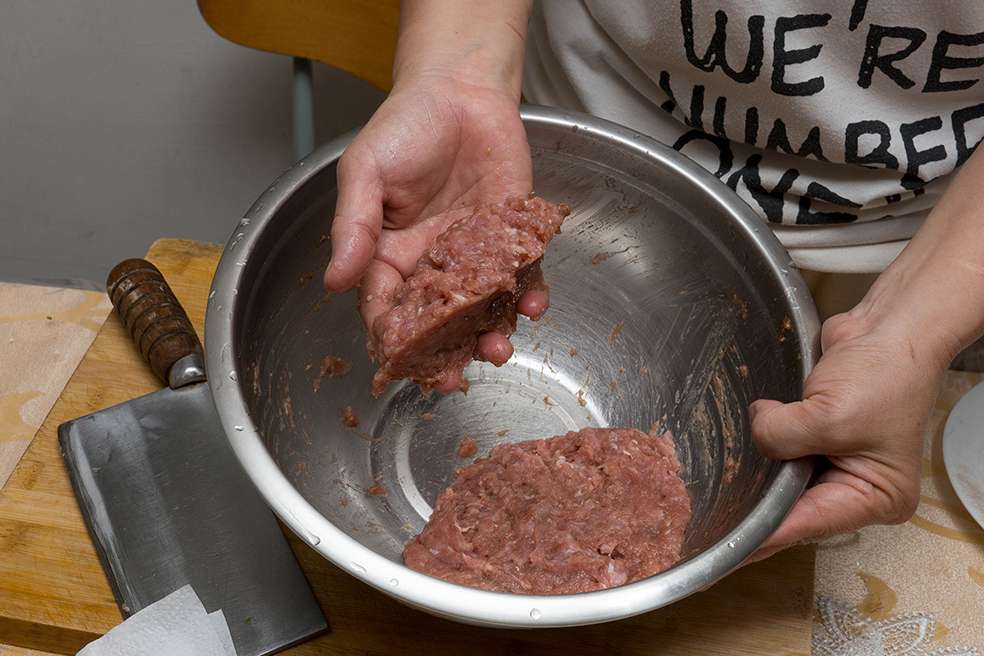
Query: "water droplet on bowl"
208 290 216 301
240 217 251 226
294 524 321 546
530 608 542 620
228 371 238 382
234 425 244 432
727 541 736 549
388 578 399 587
351 562 367 575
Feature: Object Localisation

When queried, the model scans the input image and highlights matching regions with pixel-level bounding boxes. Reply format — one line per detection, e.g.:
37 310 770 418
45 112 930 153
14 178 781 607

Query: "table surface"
1 238 982 655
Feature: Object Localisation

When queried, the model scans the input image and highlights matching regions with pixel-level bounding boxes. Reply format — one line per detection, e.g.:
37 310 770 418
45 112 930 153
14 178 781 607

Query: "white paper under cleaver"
59 258 327 655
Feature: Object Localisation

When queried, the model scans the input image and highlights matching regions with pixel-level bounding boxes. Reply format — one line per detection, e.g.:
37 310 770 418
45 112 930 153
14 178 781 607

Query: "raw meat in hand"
369 196 570 395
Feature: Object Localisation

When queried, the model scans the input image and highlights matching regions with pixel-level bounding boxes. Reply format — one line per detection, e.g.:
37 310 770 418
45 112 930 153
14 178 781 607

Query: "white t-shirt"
524 1 984 272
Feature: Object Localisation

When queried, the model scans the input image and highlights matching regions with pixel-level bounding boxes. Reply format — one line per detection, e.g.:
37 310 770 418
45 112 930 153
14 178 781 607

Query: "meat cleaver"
59 258 327 655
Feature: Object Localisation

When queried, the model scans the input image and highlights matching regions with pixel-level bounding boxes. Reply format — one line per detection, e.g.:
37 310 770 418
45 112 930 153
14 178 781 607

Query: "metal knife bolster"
168 352 206 388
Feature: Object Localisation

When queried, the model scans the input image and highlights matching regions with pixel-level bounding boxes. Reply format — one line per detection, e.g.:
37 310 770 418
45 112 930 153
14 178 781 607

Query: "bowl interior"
232 120 807 574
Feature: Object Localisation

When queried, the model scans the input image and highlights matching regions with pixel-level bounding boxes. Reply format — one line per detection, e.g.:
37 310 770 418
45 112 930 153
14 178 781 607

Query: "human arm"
749 145 984 560
323 0 535 386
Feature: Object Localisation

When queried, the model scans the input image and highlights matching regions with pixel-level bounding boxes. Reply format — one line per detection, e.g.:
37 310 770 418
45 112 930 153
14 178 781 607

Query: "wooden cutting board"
0 239 814 655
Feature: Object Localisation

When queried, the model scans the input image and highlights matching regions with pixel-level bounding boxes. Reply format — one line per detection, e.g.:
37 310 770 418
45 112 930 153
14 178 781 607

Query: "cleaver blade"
59 258 326 655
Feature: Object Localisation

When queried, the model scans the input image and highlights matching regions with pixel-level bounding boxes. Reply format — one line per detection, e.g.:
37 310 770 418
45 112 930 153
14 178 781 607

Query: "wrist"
849 261 972 369
393 53 521 100
393 1 529 99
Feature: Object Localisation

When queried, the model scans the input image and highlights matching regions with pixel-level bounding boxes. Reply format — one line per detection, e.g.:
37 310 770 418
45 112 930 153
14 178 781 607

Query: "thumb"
324 146 384 291
750 398 828 460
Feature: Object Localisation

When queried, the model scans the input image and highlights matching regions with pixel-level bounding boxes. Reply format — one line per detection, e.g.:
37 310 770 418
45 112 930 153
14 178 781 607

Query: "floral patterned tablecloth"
813 370 984 655
0 282 981 656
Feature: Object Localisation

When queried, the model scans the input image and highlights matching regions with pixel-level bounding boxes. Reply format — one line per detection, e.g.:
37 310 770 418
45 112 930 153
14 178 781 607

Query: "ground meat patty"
369 196 570 395
403 427 691 594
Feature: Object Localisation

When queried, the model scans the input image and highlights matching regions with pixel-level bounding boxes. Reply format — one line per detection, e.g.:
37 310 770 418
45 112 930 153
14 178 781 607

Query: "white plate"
942 381 984 530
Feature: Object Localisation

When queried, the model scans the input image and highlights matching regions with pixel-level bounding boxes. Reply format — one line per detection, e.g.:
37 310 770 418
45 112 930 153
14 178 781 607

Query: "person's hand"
746 307 948 562
323 73 536 387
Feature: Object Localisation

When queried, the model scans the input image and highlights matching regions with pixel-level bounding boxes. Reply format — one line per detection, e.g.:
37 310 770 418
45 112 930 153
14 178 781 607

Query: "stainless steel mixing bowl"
205 106 818 628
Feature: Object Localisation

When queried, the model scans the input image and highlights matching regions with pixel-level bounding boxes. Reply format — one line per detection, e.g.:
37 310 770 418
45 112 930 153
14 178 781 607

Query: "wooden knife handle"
106 258 204 385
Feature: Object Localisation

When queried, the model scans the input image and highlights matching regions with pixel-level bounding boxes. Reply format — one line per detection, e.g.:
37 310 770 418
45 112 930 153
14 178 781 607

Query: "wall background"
0 1 383 287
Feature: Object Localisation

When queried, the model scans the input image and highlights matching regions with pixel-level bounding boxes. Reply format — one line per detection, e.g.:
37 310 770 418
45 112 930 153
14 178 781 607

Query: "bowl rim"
205 104 819 628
